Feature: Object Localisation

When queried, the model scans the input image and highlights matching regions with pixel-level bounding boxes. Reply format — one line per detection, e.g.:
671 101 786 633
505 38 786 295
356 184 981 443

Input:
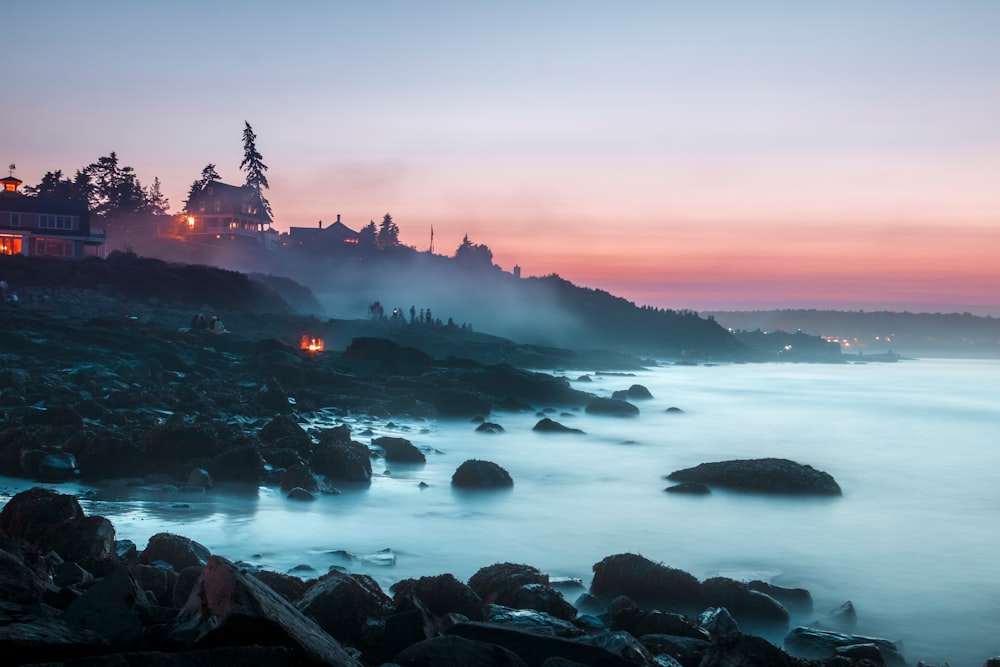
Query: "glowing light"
186 216 195 228
300 334 324 352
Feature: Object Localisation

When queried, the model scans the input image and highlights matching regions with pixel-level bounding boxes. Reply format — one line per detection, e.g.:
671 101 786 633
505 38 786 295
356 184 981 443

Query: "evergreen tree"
240 121 272 218
145 177 170 215
81 152 148 220
23 169 89 201
376 213 400 249
454 234 494 266
359 220 377 248
183 164 221 210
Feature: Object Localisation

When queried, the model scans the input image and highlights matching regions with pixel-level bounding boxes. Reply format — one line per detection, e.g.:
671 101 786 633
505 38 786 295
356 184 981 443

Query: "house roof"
187 180 272 224
0 192 90 216
288 219 360 242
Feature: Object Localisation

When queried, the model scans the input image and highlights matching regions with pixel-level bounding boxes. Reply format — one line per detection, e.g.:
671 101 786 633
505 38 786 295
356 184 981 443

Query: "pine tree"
376 213 400 249
240 121 272 218
185 165 220 209
183 164 221 211
145 177 170 215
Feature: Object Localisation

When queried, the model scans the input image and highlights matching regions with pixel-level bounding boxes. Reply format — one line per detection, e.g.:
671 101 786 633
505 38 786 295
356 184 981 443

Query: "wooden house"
0 172 106 258
179 180 279 251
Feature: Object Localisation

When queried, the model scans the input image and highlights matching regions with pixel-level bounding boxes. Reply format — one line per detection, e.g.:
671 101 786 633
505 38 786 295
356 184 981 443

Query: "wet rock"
395 633 528 667
392 572 486 621
0 487 84 546
700 577 789 630
140 532 211 571
142 421 222 479
37 451 78 481
280 462 320 492
42 514 117 576
0 615 109 664
166 555 361 666
459 364 593 407
476 422 505 434
297 570 394 649
701 633 804 667
208 440 265 483
591 553 702 612
0 546 47 604
826 599 858 629
784 626 907 666
637 634 710 667
625 384 653 399
257 377 294 412
258 413 313 451
129 561 178 607
287 487 316 501
62 566 148 649
698 606 740 638
585 397 639 417
252 569 310 604
452 459 514 488
448 622 647 667
533 418 584 434
184 467 213 489
666 458 842 495
310 440 372 483
342 336 433 376
665 407 685 414
485 604 583 637
746 580 813 615
375 436 427 464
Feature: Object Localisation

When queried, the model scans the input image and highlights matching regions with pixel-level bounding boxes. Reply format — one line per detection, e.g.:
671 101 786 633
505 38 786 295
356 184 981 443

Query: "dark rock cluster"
1 491 932 666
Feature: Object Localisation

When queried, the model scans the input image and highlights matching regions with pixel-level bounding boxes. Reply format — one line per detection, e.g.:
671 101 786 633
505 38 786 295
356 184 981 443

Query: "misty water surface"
3 358 998 665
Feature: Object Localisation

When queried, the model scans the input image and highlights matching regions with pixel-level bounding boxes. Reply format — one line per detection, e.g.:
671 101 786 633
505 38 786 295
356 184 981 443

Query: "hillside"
706 309 1000 359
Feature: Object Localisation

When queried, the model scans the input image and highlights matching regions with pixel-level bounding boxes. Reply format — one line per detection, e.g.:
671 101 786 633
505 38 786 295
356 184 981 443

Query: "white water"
3 359 998 665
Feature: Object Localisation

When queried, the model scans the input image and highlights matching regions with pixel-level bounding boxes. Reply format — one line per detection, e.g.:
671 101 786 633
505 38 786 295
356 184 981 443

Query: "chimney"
337 214 341 223
513 265 521 279
318 220 322 229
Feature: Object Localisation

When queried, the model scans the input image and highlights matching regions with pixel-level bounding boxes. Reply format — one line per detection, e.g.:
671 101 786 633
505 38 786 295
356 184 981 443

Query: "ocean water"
3 358 998 665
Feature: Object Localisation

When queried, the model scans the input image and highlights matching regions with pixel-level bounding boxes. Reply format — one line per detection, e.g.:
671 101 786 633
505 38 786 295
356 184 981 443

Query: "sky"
5 1 1000 315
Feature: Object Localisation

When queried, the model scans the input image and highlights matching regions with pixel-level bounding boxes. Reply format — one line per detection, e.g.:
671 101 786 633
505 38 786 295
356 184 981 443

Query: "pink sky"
6 2 1000 315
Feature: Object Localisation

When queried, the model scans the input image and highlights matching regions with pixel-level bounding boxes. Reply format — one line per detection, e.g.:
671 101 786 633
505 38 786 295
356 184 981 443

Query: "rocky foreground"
0 287 996 666
0 486 953 667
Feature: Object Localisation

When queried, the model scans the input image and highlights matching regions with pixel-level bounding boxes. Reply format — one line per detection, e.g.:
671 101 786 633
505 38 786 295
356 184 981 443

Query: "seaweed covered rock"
666 458 842 495
0 487 84 545
297 570 394 649
590 553 702 612
310 440 372 483
392 572 486 621
468 563 576 622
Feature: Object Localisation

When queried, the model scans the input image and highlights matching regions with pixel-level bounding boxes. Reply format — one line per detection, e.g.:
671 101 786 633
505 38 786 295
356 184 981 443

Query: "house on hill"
287 214 360 253
177 180 279 251
0 171 106 258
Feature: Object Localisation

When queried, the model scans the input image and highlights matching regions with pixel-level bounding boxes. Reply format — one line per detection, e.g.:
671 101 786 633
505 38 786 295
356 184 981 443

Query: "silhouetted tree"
376 213 400 249
454 234 494 266
359 220 377 248
81 152 148 221
23 169 89 201
183 164 221 210
145 177 170 215
240 121 272 218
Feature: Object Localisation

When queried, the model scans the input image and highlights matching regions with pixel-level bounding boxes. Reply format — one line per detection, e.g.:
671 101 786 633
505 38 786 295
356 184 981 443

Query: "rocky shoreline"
1 289 996 666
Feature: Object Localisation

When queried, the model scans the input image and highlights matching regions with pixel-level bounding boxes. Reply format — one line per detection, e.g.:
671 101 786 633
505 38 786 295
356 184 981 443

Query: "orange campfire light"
300 334 325 352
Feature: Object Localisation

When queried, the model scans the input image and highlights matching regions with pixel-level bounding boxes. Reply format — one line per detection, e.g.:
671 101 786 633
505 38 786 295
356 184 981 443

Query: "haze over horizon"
6 2 999 316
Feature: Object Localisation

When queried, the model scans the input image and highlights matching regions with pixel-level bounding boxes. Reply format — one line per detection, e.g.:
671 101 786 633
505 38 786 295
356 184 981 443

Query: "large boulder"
342 337 433 376
42 515 117 576
391 573 486 621
585 398 639 417
533 418 584 434
700 577 790 630
590 553 702 612
310 440 372 483
0 487 84 545
452 460 514 489
449 622 651 667
783 626 907 666
468 563 576 622
747 580 813 614
701 634 805 667
459 364 594 407
140 532 211 571
297 570 394 649
374 436 426 464
142 421 223 478
166 555 361 666
666 458 842 495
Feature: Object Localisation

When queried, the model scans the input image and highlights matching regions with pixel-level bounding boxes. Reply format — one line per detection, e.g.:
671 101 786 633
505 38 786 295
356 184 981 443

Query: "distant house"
287 214 360 252
0 172 106 258
178 180 279 251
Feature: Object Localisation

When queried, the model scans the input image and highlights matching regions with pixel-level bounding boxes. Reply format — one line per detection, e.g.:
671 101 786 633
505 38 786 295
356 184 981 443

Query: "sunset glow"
6 2 999 314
